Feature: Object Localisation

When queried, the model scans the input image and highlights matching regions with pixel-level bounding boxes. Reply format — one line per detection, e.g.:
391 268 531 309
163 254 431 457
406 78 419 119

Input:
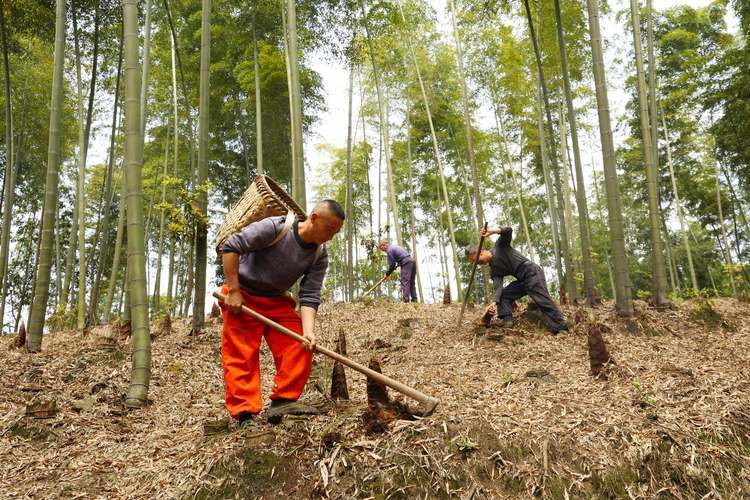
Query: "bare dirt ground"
1 297 749 499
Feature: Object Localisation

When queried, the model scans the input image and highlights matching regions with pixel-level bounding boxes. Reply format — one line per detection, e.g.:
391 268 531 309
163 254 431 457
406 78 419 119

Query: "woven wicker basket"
215 175 306 254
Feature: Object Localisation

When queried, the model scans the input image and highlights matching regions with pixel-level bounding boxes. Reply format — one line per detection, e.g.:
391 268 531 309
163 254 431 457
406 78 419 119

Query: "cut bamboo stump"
362 358 417 434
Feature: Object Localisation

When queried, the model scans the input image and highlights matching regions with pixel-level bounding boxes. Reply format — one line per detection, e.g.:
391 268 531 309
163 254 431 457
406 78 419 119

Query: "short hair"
379 239 390 246
465 244 480 258
315 199 345 220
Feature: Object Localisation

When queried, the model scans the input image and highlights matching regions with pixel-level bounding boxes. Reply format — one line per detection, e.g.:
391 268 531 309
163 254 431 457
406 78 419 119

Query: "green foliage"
688 296 722 326
46 303 75 333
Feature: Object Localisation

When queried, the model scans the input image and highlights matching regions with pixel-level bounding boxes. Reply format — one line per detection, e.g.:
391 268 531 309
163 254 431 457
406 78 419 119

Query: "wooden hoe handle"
362 274 388 298
212 291 439 416
457 222 489 327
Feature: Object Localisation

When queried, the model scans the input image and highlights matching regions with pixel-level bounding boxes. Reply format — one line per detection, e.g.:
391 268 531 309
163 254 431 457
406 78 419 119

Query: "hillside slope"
1 298 749 498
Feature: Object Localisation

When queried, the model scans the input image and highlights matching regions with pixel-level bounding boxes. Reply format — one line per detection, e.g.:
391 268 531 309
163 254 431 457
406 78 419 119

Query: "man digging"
466 226 568 335
220 200 345 426
378 240 418 303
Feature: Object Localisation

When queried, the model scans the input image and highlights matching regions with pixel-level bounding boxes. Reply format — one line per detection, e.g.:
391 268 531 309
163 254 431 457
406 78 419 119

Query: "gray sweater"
222 216 328 309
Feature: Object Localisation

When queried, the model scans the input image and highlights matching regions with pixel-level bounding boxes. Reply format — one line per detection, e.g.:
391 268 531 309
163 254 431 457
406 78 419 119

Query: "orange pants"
220 285 312 418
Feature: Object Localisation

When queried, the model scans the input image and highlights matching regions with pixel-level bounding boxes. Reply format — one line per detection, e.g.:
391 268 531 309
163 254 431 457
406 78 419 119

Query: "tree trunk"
553 0 596 304
558 107 577 283
192 0 211 333
26 204 43 330
253 10 263 175
395 0 463 299
0 1 13 331
76 2 100 328
280 1 294 186
27 0 65 351
491 97 535 262
183 226 195 317
345 64 354 302
661 112 698 290
448 0 484 235
715 160 737 298
104 173 126 322
720 164 750 246
166 31 179 314
592 169 616 298
141 0 156 300
360 83 374 237
630 0 669 307
536 88 563 292
163 0 198 315
361 1 402 245
73 7 87 328
449 125 478 234
0 130 21 326
139 0 152 142
586 0 633 316
435 213 449 292
123 0 151 406
152 126 170 312
523 0 576 302
62 178 79 306
646 0 660 188
283 0 305 208
405 115 424 302
376 124 381 237
54 188 63 306
89 25 123 324
69 1 101 328
660 209 678 291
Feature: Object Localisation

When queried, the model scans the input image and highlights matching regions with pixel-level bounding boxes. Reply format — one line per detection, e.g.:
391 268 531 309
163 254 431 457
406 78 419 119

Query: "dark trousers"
495 263 566 330
399 259 418 303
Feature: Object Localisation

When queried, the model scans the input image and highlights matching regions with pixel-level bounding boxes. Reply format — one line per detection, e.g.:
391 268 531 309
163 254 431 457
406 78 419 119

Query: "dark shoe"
550 324 569 336
266 398 320 424
238 412 255 429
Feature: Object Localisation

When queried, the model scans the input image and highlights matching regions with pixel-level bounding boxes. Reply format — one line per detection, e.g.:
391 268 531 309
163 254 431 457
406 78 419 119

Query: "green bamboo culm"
0 0 15 333
285 0 306 209
629 0 670 308
27 0 66 351
123 0 151 407
523 0 577 303
553 0 597 305
192 0 211 334
585 0 633 316
394 0 463 300
104 174 127 322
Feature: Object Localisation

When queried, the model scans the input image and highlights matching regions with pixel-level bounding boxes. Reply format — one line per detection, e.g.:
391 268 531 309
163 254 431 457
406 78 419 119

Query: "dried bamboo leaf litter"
1 298 749 498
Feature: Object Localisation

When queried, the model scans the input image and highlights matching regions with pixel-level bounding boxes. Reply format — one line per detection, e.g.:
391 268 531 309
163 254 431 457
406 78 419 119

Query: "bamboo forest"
2 0 750 497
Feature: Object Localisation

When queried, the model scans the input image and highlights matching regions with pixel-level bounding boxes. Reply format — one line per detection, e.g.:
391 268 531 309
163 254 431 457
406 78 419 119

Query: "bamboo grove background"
0 0 749 404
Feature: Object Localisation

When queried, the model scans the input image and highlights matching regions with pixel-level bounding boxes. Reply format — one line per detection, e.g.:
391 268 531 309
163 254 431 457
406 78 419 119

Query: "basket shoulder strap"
265 210 295 249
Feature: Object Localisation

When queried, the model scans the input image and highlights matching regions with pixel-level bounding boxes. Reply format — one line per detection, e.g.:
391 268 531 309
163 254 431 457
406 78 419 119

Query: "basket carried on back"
215 175 306 254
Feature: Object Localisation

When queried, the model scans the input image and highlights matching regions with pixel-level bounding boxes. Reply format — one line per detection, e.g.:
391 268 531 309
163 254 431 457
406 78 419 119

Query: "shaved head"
312 199 345 221
299 199 345 244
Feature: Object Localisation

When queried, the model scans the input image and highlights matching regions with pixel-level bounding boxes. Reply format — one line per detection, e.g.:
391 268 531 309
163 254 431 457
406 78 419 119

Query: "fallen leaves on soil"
1 298 749 498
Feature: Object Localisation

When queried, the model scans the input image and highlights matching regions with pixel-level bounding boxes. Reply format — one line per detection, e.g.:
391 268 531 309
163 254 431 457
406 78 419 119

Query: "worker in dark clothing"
465 227 568 334
378 240 418 303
